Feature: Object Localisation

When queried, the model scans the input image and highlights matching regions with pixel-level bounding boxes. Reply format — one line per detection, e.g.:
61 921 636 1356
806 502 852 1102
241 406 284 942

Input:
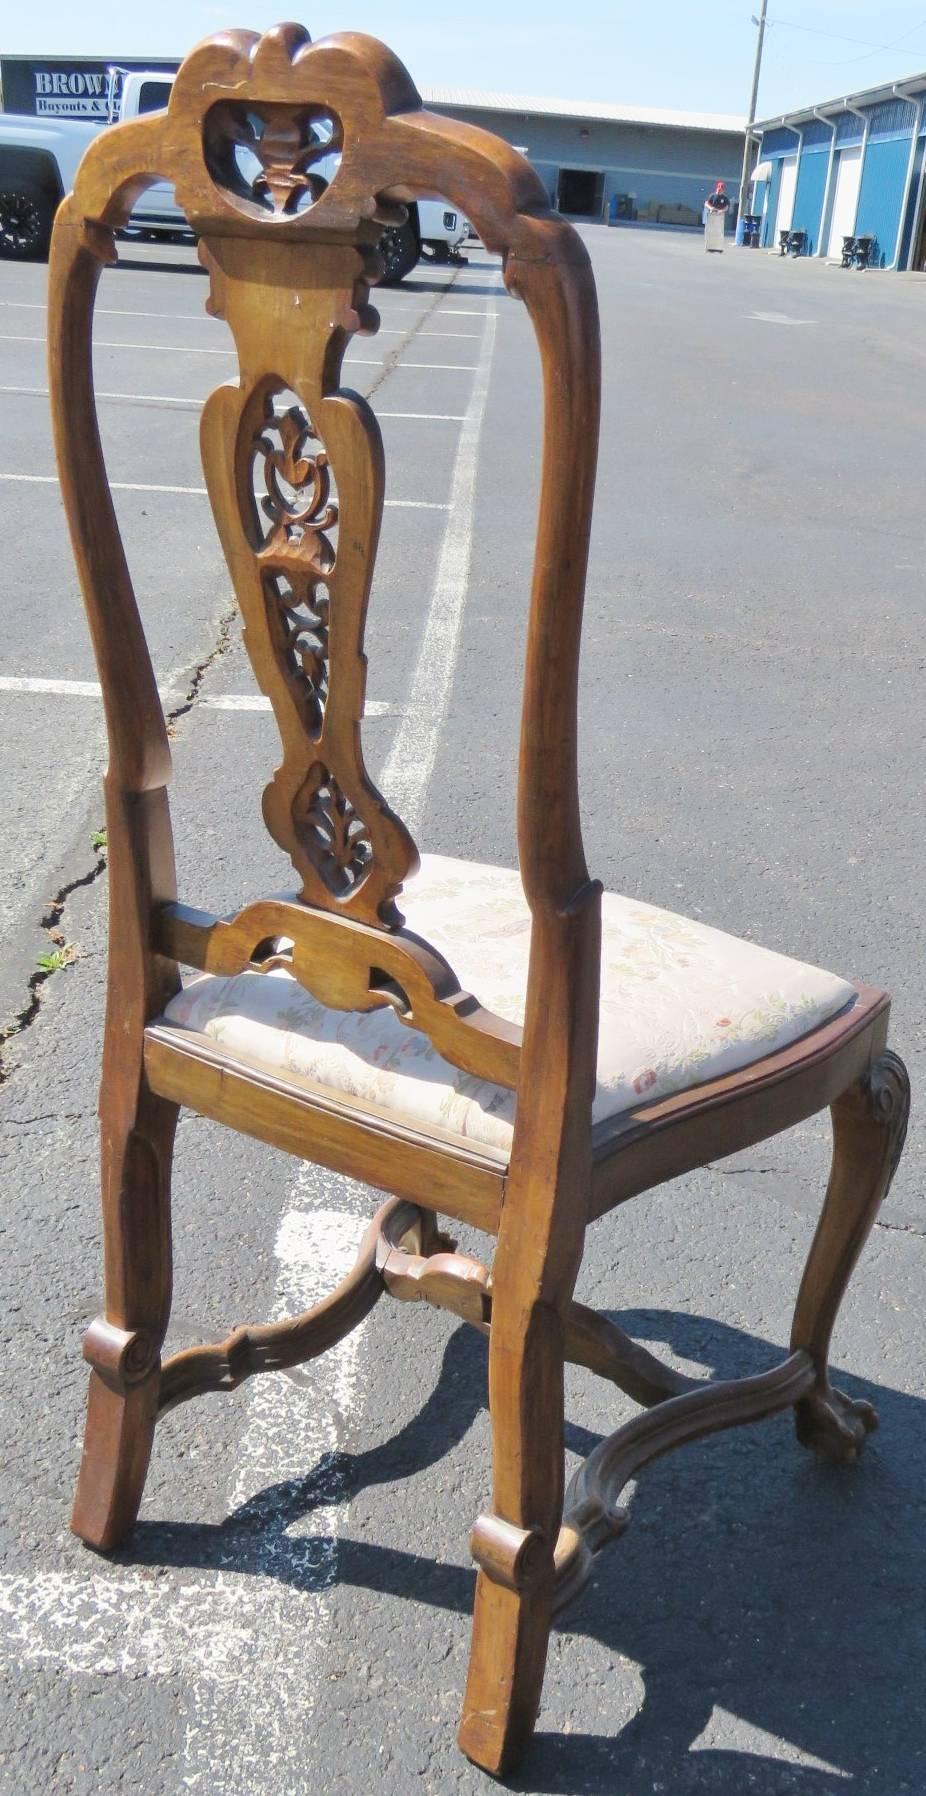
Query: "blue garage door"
762 159 783 246
898 136 926 267
856 135 912 265
791 147 829 253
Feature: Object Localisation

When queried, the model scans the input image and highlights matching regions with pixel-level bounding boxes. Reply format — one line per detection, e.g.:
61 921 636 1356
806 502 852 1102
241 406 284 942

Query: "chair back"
48 25 602 1183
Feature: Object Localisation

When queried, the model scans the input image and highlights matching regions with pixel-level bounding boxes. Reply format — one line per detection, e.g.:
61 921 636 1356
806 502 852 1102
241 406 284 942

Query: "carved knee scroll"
470 1515 548 1592
864 1048 910 1183
82 1318 160 1392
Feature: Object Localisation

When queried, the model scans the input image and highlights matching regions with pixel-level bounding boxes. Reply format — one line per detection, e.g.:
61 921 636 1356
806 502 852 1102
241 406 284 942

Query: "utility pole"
737 0 769 220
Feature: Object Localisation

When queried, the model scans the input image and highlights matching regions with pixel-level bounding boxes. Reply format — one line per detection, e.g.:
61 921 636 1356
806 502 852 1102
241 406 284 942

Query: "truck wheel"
0 179 54 260
377 220 419 285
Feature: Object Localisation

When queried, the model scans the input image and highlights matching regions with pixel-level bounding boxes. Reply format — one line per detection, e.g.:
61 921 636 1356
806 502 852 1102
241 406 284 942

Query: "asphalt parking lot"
1 224 925 1795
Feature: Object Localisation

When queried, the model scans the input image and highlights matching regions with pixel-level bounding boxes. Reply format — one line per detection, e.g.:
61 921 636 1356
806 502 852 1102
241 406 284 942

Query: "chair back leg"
458 1295 568 1774
71 1086 178 1550
790 1047 910 1460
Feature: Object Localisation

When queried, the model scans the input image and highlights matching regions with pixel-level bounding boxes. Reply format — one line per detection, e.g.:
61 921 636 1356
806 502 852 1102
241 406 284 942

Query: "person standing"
704 180 730 253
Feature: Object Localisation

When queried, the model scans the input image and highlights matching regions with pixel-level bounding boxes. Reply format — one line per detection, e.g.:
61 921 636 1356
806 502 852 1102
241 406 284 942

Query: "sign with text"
1 56 179 120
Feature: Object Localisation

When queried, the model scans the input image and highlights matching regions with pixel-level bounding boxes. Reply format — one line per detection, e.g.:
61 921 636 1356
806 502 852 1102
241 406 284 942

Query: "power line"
771 19 893 51
770 13 926 55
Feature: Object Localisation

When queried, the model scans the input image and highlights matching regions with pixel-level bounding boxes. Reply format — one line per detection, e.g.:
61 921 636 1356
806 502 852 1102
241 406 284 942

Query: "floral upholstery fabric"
162 854 856 1155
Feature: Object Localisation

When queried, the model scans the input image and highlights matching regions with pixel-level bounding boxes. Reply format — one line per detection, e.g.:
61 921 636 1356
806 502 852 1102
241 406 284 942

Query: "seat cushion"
161 855 856 1155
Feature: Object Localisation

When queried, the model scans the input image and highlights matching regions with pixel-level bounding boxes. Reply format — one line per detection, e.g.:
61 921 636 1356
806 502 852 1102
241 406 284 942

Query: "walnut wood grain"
154 894 522 1089
143 1023 507 1235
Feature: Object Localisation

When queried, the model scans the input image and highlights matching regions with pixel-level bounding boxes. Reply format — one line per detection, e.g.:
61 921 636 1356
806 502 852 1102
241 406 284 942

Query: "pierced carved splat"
253 394 338 553
294 764 372 893
249 390 337 742
200 236 418 925
263 570 329 736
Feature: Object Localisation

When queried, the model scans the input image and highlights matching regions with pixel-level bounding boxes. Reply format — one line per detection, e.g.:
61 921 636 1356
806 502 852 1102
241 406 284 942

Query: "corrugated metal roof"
755 66 926 131
420 86 745 135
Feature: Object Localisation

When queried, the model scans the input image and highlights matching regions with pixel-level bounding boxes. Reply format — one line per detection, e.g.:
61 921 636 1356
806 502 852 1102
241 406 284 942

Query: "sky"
5 2 926 121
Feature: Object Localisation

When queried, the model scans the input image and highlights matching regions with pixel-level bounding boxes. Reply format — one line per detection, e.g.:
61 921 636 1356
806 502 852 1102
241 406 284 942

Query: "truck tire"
0 177 54 260
377 219 419 285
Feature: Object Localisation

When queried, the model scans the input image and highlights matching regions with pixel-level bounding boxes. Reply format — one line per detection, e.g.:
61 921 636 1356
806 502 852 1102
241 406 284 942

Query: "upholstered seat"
161 854 856 1155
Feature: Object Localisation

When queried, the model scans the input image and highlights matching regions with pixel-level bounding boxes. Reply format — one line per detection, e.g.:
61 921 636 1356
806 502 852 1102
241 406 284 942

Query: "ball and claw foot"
795 1385 878 1464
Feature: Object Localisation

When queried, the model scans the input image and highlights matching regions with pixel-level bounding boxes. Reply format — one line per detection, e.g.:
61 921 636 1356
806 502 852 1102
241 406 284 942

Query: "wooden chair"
49 24 910 1777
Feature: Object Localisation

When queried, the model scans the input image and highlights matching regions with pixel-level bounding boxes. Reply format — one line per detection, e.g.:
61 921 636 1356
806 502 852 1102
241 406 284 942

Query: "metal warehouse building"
423 89 744 226
754 75 926 268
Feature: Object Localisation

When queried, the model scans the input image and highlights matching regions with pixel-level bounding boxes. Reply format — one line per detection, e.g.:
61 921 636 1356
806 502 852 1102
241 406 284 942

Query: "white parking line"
0 332 235 356
0 676 105 698
0 677 391 717
0 301 488 335
199 693 392 716
380 328 480 339
0 333 478 371
391 305 499 317
0 1186 375 1796
0 474 449 507
1 300 214 322
380 290 498 829
364 360 477 371
0 385 466 421
0 384 202 409
748 311 816 326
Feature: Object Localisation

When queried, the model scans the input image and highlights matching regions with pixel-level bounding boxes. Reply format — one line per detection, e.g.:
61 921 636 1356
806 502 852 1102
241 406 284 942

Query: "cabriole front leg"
791 1047 910 1462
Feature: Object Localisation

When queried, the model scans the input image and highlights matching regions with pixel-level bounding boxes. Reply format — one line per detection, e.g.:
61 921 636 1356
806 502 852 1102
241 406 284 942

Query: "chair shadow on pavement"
131 1314 926 1796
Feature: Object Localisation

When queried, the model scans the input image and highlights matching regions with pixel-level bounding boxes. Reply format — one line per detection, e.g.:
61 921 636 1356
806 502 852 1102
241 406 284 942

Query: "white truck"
0 65 470 280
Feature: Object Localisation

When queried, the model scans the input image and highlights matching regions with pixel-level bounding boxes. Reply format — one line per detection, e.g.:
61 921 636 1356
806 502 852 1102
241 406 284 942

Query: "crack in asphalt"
1 1112 82 1126
709 1162 925 1236
0 851 107 1086
362 264 463 403
871 1214 926 1237
164 598 239 730
0 595 239 1086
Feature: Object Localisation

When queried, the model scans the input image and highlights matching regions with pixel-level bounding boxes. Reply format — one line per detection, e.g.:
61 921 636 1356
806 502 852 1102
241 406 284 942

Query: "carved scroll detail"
203 100 341 218
254 396 338 552
867 1047 910 1185
248 392 337 746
